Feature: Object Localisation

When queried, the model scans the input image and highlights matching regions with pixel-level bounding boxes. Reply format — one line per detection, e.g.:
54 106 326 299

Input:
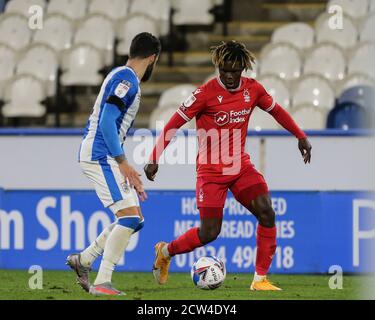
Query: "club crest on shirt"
199 188 204 202
243 89 251 103
115 80 131 98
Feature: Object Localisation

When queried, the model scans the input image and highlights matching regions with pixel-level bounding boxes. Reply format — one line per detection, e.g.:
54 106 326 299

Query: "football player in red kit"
144 41 312 291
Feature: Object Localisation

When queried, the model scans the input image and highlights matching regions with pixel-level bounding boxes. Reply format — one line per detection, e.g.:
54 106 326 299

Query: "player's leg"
153 178 227 285
153 209 223 285
90 205 142 296
231 167 281 291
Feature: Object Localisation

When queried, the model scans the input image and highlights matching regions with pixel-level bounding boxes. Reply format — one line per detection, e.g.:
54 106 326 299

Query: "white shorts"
80 159 140 214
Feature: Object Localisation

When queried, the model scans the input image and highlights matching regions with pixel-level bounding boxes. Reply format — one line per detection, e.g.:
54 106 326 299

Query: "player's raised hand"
144 161 159 181
298 138 312 164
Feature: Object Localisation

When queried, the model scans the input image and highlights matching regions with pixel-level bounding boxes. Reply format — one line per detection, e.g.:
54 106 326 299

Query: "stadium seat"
0 13 31 50
338 85 375 109
327 102 368 129
129 0 171 35
61 44 104 86
292 75 336 110
348 42 375 79
47 0 88 21
259 43 302 80
249 107 281 131
74 14 115 66
158 84 197 109
16 44 59 97
116 14 159 56
291 105 327 129
33 14 74 51
0 44 16 100
172 0 215 25
88 0 130 21
370 0 375 12
360 14 375 42
315 13 358 49
2 74 46 118
327 0 369 20
271 22 315 50
5 0 46 16
338 73 375 94
303 43 347 81
257 75 291 109
149 106 195 129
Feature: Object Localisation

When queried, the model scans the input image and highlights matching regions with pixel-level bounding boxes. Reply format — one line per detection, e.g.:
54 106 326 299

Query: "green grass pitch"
0 270 365 300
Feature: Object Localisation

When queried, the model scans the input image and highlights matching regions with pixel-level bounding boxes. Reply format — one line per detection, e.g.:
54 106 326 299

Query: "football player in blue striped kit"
66 32 161 296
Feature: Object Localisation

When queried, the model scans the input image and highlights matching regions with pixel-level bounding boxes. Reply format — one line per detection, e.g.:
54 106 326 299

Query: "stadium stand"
0 0 374 130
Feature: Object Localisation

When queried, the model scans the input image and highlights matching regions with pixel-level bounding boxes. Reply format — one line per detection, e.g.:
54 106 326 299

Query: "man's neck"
126 59 146 82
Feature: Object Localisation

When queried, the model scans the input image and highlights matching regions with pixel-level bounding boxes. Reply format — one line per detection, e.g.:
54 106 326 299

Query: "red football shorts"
196 164 269 212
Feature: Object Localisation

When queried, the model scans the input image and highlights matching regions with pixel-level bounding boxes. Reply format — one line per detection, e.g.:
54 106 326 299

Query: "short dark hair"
129 32 161 59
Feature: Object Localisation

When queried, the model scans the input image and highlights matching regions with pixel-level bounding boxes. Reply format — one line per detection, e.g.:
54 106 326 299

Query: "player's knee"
256 204 275 228
117 216 143 233
133 219 144 233
199 227 220 244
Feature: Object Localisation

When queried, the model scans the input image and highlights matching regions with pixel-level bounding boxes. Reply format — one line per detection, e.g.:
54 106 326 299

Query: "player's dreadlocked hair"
211 40 256 70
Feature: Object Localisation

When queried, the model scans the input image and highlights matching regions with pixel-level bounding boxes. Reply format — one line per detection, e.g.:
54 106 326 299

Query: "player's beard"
141 61 156 82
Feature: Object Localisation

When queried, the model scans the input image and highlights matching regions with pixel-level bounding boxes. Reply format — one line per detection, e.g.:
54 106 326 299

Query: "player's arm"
99 80 147 200
256 83 312 164
144 88 205 181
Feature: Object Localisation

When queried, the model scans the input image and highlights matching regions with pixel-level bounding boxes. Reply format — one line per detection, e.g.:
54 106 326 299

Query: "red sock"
167 227 203 256
255 225 277 276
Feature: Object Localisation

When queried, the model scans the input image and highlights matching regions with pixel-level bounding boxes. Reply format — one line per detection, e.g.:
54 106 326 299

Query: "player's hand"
298 137 312 164
118 160 144 191
144 161 158 181
135 187 148 202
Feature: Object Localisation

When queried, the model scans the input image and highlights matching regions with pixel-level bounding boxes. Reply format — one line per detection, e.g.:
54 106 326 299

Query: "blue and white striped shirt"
79 66 141 162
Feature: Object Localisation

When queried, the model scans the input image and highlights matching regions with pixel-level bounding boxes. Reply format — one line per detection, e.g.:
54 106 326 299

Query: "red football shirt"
175 76 276 176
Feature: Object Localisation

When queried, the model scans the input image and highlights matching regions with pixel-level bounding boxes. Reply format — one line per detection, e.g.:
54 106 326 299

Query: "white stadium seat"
0 44 16 99
47 0 88 21
259 43 302 80
327 0 369 20
291 105 327 130
129 0 171 35
88 0 130 21
348 42 375 79
116 14 159 56
249 107 280 131
271 22 315 50
2 74 46 118
339 73 375 95
360 14 375 42
315 13 358 49
303 43 347 81
292 75 336 110
16 44 59 97
5 0 46 16
370 0 375 12
33 14 74 51
258 76 291 109
75 14 115 66
61 44 104 86
172 0 214 25
149 106 195 129
0 14 31 50
158 84 197 109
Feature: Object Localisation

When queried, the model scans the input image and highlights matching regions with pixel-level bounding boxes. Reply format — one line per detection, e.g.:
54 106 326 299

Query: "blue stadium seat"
327 102 368 129
338 85 375 110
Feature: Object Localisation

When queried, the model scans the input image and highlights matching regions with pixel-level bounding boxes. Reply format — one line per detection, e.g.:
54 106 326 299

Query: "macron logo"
217 95 223 103
215 111 229 126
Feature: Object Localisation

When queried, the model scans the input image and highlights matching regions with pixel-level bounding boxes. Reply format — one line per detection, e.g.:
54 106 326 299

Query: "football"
191 256 226 290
